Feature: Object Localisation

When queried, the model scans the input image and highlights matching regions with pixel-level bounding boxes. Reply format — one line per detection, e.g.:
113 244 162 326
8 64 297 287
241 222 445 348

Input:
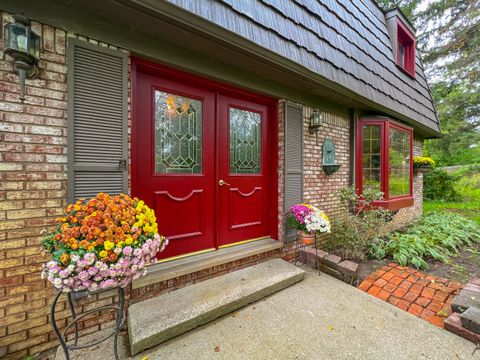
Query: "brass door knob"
218 179 230 186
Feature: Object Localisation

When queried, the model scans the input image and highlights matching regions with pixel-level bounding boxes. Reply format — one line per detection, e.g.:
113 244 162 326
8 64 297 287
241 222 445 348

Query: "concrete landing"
127 259 304 355
56 266 478 360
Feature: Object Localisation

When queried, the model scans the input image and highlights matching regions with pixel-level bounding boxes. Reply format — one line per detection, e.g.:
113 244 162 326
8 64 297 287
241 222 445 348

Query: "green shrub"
369 212 480 269
423 169 459 201
326 186 390 261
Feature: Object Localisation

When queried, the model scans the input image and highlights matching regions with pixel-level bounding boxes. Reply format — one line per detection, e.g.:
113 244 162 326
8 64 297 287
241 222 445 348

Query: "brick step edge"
298 246 359 285
444 313 480 344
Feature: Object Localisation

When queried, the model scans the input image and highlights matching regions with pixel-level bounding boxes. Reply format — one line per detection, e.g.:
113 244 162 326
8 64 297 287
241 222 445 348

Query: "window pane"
398 43 405 68
230 108 261 174
154 91 202 174
389 128 411 196
362 125 381 191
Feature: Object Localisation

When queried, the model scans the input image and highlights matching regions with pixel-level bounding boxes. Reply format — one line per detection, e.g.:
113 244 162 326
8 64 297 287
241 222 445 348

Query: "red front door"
132 60 276 259
217 95 271 246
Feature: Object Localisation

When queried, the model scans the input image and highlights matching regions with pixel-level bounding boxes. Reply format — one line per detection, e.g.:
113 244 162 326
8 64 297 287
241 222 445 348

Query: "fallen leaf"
231 312 238 318
214 346 221 352
328 325 334 331
244 315 251 320
141 356 149 360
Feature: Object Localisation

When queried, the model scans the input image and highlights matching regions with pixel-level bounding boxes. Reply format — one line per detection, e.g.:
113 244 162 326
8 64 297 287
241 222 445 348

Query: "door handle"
218 179 230 187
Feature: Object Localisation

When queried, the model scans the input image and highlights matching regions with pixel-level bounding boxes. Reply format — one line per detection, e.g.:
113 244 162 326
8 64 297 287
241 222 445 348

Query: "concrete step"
127 258 304 355
460 307 480 334
451 289 480 313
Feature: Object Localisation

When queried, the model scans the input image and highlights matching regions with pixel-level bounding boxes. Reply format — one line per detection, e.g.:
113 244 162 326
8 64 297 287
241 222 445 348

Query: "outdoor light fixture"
4 14 41 102
309 109 323 134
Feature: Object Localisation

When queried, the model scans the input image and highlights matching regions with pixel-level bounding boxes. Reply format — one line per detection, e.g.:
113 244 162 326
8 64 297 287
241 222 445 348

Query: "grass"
424 166 480 225
424 201 480 225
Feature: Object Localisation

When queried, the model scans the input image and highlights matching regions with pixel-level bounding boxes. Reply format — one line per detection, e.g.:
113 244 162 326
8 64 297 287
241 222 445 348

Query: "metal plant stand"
50 286 125 360
295 232 321 275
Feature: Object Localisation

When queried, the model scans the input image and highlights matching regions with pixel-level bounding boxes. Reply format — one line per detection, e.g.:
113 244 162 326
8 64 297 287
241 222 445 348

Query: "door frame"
131 57 279 249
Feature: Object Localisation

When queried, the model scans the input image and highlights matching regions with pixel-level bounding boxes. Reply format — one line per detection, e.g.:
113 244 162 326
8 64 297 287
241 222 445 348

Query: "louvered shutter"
284 102 303 242
67 39 128 202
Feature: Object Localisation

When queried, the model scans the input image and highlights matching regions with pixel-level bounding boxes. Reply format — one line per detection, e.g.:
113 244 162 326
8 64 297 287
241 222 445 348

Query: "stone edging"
445 277 480 343
298 246 359 285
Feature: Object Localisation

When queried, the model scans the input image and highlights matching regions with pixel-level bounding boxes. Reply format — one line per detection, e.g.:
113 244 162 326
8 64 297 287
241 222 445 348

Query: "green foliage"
423 169 459 201
424 201 480 225
424 164 480 225
326 186 390 261
369 212 480 269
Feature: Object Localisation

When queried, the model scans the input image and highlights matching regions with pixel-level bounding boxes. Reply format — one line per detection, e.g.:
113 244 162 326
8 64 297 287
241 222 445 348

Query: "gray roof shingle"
167 0 440 134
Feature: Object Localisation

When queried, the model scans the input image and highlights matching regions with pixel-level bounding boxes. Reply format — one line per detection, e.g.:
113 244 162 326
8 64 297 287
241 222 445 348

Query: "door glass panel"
362 125 381 191
229 107 261 174
389 127 411 196
154 90 202 174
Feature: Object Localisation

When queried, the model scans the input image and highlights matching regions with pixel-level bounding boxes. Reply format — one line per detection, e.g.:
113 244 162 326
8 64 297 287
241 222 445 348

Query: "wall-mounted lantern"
4 15 41 102
309 109 323 134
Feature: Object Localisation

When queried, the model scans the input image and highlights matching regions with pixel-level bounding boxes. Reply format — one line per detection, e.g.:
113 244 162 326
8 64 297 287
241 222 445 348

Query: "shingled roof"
166 0 440 135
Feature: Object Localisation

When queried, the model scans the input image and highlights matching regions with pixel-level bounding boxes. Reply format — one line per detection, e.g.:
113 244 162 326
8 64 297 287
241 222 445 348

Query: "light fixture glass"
4 15 41 102
309 109 323 134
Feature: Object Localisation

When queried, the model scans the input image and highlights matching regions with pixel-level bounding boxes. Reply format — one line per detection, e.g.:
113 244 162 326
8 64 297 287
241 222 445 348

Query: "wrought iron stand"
295 232 321 275
50 286 125 360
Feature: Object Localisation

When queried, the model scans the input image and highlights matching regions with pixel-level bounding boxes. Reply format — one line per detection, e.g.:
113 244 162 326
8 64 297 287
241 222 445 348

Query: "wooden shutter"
67 39 128 202
284 102 303 242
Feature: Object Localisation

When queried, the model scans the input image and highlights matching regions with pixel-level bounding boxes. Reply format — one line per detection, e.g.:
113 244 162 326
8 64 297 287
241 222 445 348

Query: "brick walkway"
359 263 463 328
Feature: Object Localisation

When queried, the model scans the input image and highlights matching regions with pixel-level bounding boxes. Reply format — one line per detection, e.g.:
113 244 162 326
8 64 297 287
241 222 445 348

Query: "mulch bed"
359 263 463 328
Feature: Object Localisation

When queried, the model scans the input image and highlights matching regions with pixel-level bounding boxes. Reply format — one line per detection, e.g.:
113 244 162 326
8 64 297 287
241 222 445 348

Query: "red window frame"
356 118 414 210
396 20 416 77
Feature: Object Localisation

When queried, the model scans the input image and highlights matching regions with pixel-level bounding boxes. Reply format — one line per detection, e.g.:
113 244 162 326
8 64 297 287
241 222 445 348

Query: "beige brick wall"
0 12 69 359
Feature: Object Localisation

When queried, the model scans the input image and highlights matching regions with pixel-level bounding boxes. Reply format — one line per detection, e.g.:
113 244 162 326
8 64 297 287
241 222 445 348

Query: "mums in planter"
286 203 331 245
413 156 435 173
41 193 168 292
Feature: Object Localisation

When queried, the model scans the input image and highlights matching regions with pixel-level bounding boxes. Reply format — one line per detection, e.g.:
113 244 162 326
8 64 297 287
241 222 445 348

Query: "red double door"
133 63 276 259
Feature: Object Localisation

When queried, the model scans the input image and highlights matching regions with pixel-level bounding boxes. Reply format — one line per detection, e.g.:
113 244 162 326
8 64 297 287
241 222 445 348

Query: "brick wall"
302 107 351 219
0 13 70 358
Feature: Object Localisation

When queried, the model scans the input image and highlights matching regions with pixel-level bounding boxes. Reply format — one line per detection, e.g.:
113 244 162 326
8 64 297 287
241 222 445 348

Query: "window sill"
395 63 415 78
373 196 414 210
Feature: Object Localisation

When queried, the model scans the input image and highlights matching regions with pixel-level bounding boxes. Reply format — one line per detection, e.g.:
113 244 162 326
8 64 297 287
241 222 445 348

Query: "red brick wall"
302 107 351 218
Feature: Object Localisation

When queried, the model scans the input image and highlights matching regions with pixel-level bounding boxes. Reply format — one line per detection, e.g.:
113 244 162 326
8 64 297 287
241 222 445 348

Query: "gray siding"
167 0 439 133
67 39 128 202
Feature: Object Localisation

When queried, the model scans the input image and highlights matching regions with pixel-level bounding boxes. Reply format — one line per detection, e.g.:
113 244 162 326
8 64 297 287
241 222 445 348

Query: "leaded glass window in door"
154 90 202 174
229 107 261 174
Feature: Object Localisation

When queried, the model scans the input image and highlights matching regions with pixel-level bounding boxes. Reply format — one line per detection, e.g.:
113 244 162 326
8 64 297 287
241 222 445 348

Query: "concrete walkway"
56 267 479 360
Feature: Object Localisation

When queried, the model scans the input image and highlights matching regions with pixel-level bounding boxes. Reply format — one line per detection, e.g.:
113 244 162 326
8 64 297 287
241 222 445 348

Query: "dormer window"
396 20 416 77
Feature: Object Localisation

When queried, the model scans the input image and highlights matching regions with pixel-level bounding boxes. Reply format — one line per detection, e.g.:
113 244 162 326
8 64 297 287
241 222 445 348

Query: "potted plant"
285 203 331 245
413 156 435 173
41 193 168 293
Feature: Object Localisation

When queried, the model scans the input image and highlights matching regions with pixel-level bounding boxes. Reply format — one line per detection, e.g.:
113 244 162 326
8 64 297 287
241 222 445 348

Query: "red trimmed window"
356 118 413 210
396 20 416 77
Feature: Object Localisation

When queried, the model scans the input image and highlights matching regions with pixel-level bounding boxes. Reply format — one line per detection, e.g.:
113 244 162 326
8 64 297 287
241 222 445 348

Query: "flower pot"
298 231 315 245
414 164 432 174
